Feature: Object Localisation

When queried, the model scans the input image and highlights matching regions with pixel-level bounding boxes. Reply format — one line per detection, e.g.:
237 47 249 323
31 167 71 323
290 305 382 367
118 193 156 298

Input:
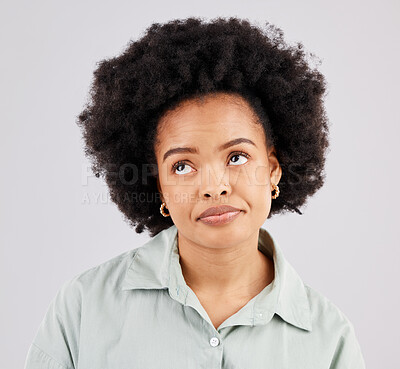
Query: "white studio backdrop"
1 0 399 368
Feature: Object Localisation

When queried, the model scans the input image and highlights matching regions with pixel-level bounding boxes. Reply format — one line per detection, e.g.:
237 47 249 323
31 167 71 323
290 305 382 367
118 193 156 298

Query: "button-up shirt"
24 224 366 369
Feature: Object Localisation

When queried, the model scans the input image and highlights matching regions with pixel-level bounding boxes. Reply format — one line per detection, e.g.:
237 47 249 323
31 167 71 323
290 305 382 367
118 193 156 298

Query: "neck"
177 229 274 299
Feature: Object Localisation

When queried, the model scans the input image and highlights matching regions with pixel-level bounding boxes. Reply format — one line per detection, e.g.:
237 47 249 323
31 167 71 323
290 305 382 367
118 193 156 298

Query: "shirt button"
209 337 220 347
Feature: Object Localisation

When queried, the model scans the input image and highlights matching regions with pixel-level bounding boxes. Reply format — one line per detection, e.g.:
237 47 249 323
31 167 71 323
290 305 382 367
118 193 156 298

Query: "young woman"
24 17 366 368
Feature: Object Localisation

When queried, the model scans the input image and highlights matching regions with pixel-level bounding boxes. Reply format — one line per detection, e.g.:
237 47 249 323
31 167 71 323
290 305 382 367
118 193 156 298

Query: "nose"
199 165 231 199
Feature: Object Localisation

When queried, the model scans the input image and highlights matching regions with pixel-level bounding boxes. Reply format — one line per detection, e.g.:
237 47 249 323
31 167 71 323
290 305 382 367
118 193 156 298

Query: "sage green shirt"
24 224 366 369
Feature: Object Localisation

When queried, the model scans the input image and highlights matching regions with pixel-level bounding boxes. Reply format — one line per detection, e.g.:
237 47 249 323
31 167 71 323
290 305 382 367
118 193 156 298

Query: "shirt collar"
122 224 312 332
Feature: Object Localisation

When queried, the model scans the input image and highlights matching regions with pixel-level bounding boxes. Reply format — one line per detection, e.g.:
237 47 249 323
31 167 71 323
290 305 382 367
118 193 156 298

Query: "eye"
171 151 250 175
172 161 193 175
228 151 250 166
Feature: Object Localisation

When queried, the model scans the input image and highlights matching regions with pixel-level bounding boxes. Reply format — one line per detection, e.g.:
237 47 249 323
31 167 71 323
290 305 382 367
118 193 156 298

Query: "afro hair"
76 16 330 237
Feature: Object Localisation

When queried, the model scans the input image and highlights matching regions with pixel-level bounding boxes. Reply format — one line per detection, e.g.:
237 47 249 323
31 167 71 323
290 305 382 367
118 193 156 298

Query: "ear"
267 146 282 185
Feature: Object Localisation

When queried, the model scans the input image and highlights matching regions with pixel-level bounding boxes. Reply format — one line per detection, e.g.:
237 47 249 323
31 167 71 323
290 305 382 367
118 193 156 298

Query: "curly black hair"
76 16 330 237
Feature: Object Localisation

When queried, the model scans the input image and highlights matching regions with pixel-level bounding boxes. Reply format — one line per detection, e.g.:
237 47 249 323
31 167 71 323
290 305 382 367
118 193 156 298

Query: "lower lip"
198 210 242 226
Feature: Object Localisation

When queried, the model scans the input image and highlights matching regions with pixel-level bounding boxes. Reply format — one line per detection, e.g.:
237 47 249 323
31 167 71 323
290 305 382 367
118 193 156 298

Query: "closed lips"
197 205 241 219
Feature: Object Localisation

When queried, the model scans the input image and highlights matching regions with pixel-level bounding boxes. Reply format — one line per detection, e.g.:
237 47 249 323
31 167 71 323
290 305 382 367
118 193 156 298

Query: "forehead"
156 93 265 151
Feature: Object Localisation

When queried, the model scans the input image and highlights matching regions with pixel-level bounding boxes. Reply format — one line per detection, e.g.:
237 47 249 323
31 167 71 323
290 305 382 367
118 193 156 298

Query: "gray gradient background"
1 0 399 368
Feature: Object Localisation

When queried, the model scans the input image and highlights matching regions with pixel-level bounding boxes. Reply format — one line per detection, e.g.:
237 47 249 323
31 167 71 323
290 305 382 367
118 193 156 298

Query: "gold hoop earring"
271 183 280 199
160 202 170 217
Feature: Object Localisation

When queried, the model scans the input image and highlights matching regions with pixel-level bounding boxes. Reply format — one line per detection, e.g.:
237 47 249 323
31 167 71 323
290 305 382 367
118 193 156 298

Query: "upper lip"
197 205 241 220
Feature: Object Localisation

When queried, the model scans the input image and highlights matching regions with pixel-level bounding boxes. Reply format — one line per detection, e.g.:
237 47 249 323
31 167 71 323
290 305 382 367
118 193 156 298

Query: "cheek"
240 162 271 212
159 166 193 202
167 182 197 211
246 182 270 205
253 162 270 187
247 185 271 221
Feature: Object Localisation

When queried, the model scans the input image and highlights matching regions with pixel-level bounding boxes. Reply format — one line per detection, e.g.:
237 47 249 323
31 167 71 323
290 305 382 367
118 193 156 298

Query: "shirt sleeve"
329 320 366 369
24 277 82 369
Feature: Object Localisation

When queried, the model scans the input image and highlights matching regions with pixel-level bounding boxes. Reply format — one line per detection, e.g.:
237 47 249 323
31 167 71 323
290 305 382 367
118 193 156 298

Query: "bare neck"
177 230 274 300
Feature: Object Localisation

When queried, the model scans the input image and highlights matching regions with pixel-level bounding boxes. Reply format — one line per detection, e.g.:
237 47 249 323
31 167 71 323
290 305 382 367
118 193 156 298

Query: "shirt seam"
31 343 72 369
122 248 141 290
127 248 141 272
167 230 176 295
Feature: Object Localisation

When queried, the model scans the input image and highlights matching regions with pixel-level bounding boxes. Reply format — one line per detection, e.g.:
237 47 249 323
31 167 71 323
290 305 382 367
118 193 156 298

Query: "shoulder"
46 247 142 322
26 248 142 368
304 283 364 359
303 284 366 368
304 283 355 333
26 248 143 369
55 248 140 305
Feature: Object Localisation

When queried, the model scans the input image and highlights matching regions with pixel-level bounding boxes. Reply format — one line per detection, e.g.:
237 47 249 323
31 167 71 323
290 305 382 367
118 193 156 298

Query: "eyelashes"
171 151 251 175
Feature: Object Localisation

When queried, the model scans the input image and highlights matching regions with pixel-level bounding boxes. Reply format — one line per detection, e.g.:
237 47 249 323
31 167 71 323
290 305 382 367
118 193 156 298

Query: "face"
154 92 282 249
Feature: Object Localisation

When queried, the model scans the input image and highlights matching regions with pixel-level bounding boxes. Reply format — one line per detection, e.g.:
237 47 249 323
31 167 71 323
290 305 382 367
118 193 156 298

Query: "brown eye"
229 152 250 166
172 161 193 175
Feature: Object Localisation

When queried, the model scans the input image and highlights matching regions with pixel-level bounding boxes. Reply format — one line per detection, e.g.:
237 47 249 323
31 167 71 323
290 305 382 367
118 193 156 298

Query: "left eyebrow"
162 137 257 163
